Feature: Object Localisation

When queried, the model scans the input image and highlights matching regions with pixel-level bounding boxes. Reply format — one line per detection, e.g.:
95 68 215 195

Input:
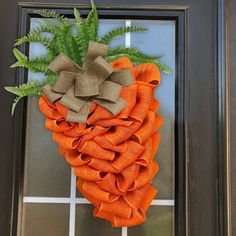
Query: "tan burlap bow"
42 41 134 123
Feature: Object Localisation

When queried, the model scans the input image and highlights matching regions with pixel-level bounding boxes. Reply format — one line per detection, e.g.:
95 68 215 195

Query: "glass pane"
24 96 71 197
21 17 176 236
128 206 174 236
75 205 121 236
21 204 69 236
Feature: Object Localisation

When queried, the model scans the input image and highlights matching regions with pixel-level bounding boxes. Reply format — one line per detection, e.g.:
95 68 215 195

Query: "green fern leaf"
5 81 43 115
34 10 67 24
11 49 28 68
156 62 172 75
11 50 50 73
35 17 78 61
29 24 55 34
107 47 171 74
74 34 87 65
28 57 50 72
73 1 98 64
11 61 24 68
107 47 162 61
15 33 51 46
68 35 82 63
15 23 55 47
11 96 22 116
85 1 98 41
5 81 42 97
74 15 88 65
37 18 60 34
74 8 82 22
12 48 27 63
99 26 147 44
34 9 60 19
34 19 63 58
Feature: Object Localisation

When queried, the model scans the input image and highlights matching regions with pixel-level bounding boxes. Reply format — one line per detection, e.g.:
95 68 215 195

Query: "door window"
21 17 176 236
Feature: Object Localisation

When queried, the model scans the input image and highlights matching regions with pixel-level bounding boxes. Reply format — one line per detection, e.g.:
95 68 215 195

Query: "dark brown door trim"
229 0 236 234
218 0 231 235
0 0 232 235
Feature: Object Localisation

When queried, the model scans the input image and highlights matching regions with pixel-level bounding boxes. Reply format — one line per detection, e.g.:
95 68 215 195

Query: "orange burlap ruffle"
38 57 163 227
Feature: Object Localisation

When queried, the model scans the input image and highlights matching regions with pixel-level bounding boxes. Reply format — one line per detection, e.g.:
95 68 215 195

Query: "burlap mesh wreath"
38 56 163 227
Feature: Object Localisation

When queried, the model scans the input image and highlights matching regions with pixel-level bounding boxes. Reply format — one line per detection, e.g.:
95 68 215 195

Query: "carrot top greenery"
5 1 171 114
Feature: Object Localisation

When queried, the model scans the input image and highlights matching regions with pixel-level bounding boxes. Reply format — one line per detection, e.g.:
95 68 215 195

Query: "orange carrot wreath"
5 1 170 227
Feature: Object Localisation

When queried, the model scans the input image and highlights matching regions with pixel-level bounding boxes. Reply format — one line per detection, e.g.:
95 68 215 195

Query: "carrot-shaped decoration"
38 57 163 226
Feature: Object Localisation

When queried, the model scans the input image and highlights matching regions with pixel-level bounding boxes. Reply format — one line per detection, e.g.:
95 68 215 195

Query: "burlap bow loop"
42 41 134 123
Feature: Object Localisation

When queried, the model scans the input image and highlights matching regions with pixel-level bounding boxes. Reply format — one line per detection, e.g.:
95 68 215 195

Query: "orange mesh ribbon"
39 56 163 227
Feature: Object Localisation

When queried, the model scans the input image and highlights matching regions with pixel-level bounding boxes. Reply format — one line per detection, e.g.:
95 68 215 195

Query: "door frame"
0 0 232 236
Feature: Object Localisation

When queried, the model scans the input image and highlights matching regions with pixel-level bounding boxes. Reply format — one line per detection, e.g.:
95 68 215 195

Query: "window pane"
128 206 174 236
21 17 176 236
75 204 121 236
21 204 69 236
24 96 71 197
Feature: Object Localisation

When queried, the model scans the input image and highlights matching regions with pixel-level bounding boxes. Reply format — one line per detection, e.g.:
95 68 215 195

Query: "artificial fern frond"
37 16 79 61
13 48 27 62
5 81 42 97
11 48 28 68
15 24 55 46
74 35 87 65
74 12 88 64
34 10 67 24
15 33 52 46
84 1 98 41
107 54 171 74
74 8 82 22
11 50 50 73
37 18 60 34
107 47 162 61
11 96 22 116
99 26 147 44
34 9 60 19
27 57 51 72
73 1 98 63
107 47 171 74
5 81 43 115
15 25 59 61
155 62 172 75
28 24 55 35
